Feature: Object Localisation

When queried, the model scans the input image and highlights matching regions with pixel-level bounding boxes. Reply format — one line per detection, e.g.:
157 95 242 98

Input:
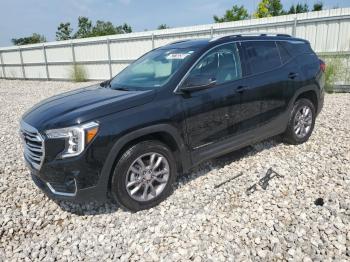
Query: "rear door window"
242 41 281 75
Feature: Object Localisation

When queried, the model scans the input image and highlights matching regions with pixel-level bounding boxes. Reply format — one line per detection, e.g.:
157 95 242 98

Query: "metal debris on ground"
246 168 284 195
246 183 257 196
258 168 284 190
214 172 244 188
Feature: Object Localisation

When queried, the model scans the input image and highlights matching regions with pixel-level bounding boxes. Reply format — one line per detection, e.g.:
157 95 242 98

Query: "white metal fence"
0 8 349 81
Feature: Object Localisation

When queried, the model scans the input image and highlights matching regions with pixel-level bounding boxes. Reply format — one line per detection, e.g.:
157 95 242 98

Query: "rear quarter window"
242 41 281 75
279 41 313 57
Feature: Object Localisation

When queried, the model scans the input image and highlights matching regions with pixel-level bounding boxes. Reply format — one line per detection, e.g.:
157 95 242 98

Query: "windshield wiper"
113 87 130 91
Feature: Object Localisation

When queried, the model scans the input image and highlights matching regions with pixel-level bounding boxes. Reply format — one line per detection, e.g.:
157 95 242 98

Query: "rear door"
239 40 292 136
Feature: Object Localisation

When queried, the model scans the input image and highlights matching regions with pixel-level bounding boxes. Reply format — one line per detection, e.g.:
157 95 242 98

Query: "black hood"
22 84 156 131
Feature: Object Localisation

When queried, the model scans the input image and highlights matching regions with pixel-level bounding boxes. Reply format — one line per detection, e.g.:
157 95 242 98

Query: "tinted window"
242 41 281 75
187 43 242 85
277 41 293 64
110 48 196 90
292 41 313 54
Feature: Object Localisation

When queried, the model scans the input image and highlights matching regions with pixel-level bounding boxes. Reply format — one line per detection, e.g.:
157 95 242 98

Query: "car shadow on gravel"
55 136 282 215
54 199 119 216
178 136 283 185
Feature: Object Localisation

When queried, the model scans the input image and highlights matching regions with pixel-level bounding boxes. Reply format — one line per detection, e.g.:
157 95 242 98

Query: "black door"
179 43 244 152
239 40 289 137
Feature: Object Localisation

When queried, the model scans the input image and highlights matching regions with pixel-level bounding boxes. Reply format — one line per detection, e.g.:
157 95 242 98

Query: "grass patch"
322 56 342 94
70 64 88 82
324 60 337 93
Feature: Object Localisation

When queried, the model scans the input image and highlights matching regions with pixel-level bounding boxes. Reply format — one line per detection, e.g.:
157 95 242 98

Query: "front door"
179 43 244 158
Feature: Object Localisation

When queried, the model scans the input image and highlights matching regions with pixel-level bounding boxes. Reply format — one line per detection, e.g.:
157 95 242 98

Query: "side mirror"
179 75 216 92
100 80 110 87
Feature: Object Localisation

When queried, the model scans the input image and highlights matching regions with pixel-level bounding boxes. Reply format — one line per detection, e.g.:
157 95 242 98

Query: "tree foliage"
117 23 132 34
288 3 309 14
213 5 249 22
91 20 118 36
254 0 285 18
56 22 73 41
74 16 93 38
254 0 271 18
313 2 323 11
12 33 46 46
157 24 170 30
269 0 285 16
70 17 132 39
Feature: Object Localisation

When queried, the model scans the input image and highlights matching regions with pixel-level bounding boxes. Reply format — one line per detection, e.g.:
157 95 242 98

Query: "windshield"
110 48 196 90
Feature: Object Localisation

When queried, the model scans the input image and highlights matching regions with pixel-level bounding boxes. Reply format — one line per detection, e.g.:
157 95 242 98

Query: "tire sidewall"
111 141 176 212
287 98 316 144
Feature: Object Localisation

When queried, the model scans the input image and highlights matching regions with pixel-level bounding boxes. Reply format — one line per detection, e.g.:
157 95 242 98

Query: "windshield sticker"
166 53 191 60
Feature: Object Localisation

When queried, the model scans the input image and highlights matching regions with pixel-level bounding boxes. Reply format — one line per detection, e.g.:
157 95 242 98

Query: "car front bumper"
25 153 109 203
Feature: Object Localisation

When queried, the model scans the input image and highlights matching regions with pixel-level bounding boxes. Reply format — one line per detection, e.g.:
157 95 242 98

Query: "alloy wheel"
294 105 313 138
125 152 170 202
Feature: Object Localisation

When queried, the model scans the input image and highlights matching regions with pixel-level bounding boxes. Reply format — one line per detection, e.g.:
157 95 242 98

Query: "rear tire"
110 140 177 212
283 98 316 145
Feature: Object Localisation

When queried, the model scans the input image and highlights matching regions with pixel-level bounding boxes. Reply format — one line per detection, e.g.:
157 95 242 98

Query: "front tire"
283 98 316 145
111 141 177 212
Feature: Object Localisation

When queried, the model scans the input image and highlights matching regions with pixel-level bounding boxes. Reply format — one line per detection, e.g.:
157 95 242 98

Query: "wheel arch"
289 85 320 114
98 124 191 196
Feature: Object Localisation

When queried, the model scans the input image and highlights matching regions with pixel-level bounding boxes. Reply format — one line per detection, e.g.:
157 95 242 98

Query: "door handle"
237 85 248 93
288 72 299 79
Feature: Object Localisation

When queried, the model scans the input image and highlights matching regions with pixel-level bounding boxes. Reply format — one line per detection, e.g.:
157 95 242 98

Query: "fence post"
292 16 297 37
107 38 112 79
210 26 214 38
151 33 155 49
0 51 5 79
19 47 26 79
336 20 341 52
345 53 350 84
71 41 76 65
43 44 50 80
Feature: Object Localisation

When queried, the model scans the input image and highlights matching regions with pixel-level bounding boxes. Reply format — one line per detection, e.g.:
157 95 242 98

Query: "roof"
162 33 307 49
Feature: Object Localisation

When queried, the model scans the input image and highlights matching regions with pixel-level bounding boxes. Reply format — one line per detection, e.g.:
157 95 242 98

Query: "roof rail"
210 33 292 42
167 39 191 45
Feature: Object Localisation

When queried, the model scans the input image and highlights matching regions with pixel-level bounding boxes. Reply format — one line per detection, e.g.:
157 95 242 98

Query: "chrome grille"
20 121 45 170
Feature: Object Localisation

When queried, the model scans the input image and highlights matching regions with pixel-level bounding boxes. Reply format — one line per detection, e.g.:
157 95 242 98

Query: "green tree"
91 20 118 36
74 16 92 38
73 18 132 38
56 22 73 41
269 0 285 16
288 3 309 14
254 0 285 18
12 33 46 46
214 5 249 22
254 0 271 18
117 23 132 33
157 24 170 30
313 2 323 11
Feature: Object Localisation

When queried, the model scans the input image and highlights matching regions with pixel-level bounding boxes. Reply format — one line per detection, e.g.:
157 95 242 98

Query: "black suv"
20 34 325 211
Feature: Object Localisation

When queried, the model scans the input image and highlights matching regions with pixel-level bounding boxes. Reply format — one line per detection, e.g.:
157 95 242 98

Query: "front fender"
97 124 191 197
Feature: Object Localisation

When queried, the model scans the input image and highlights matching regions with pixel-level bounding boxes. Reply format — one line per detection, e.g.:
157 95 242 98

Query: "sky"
0 0 349 47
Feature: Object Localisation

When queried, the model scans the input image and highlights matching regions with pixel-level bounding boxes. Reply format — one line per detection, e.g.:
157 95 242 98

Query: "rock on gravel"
0 80 349 261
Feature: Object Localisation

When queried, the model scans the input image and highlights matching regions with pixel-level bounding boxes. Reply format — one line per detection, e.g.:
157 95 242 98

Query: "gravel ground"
0 79 349 261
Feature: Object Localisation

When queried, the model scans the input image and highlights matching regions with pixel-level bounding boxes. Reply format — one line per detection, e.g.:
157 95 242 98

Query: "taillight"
320 60 326 73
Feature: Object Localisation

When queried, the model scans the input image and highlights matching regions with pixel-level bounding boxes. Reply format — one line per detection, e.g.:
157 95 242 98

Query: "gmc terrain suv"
20 34 325 211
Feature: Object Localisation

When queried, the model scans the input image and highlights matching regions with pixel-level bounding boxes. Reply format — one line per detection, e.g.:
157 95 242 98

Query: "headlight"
46 121 99 158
